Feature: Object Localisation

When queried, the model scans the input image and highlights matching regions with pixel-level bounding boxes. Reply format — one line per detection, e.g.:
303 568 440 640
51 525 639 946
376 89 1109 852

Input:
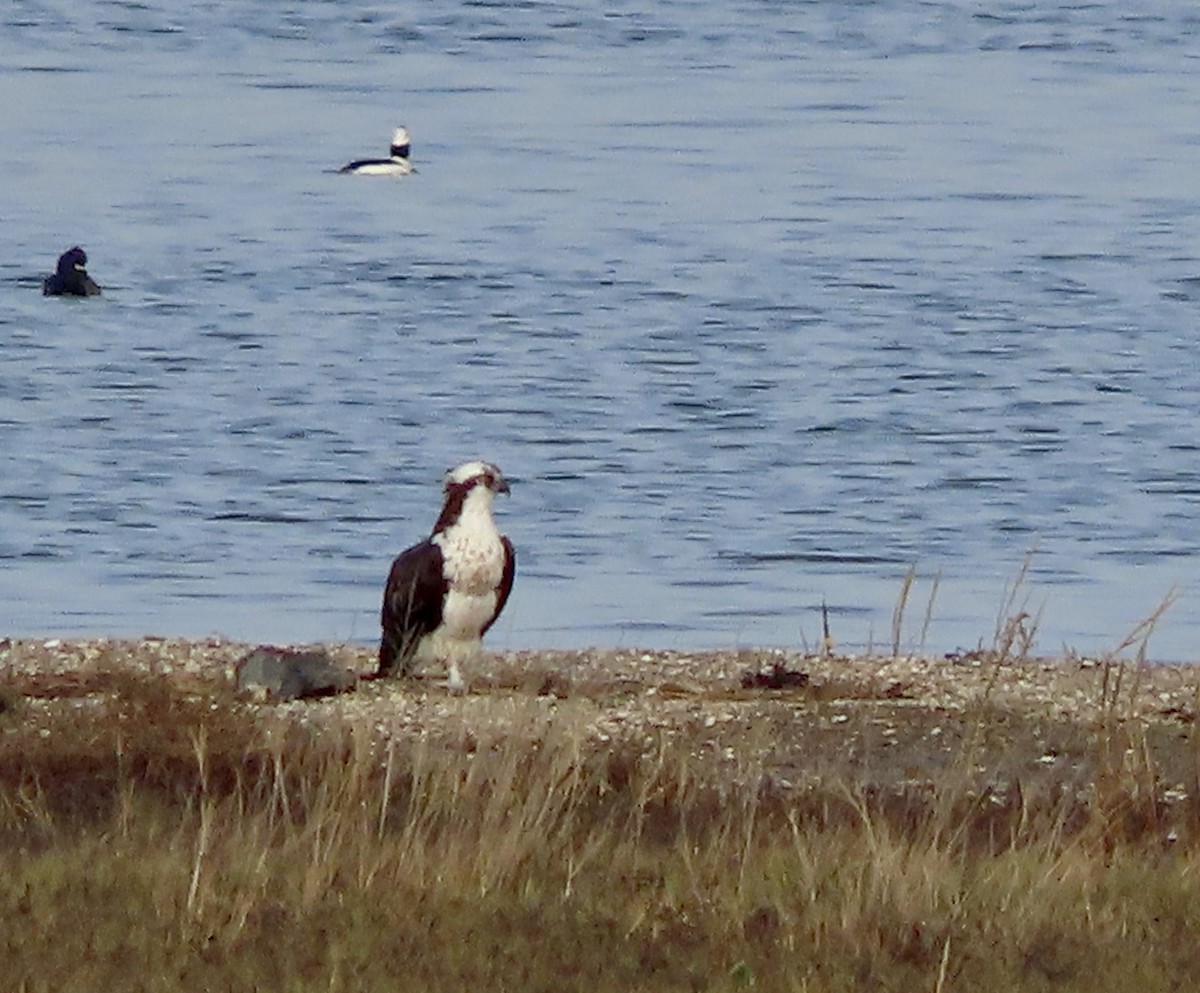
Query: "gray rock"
234 647 357 702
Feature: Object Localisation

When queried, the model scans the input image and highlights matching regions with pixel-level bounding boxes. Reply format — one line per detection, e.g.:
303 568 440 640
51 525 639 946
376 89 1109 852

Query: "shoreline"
4 635 1198 799
4 633 1196 718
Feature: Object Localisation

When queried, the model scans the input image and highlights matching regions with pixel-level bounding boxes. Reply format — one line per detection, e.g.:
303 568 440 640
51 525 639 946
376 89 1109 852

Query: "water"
3 1 1199 661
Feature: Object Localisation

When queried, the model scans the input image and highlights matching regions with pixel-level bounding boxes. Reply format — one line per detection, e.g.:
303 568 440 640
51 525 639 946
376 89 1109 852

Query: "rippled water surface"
3 1 1200 659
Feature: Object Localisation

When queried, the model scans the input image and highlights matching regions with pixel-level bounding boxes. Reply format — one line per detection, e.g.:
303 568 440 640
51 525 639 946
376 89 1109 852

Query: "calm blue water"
3 1 1199 660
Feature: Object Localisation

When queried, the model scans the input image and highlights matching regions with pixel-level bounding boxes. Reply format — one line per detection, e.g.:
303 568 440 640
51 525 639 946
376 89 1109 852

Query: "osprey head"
444 460 510 497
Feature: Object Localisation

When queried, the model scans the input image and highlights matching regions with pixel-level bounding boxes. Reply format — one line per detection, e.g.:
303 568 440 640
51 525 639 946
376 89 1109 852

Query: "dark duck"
43 246 102 297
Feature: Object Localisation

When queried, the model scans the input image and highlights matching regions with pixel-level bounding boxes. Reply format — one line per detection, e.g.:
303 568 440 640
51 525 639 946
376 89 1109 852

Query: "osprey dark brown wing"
481 535 516 637
378 538 447 677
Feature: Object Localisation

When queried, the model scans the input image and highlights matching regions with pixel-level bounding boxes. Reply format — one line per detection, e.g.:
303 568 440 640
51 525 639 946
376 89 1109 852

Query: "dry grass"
2 631 1200 991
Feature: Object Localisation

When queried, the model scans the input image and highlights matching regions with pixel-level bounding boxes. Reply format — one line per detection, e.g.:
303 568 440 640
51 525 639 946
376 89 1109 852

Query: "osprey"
378 461 515 691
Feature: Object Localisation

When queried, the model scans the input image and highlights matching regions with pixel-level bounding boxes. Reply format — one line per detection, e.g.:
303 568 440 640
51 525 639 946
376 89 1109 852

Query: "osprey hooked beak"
444 460 509 496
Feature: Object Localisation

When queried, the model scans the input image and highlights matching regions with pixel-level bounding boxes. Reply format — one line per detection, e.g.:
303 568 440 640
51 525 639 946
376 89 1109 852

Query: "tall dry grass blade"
820 599 836 658
378 739 396 841
934 933 952 993
992 549 1038 657
190 726 209 795
270 746 290 827
919 568 941 654
186 800 215 918
114 732 135 839
891 565 917 658
1108 588 1179 659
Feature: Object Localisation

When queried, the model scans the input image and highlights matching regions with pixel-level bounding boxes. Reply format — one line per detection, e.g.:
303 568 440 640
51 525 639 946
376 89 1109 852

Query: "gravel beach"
4 636 1197 808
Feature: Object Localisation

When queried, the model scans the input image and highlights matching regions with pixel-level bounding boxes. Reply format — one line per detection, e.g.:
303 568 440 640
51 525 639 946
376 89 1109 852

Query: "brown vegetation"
2 633 1200 991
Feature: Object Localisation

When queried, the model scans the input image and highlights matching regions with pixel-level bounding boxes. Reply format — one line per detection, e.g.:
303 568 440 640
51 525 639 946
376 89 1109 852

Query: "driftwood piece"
740 662 811 691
